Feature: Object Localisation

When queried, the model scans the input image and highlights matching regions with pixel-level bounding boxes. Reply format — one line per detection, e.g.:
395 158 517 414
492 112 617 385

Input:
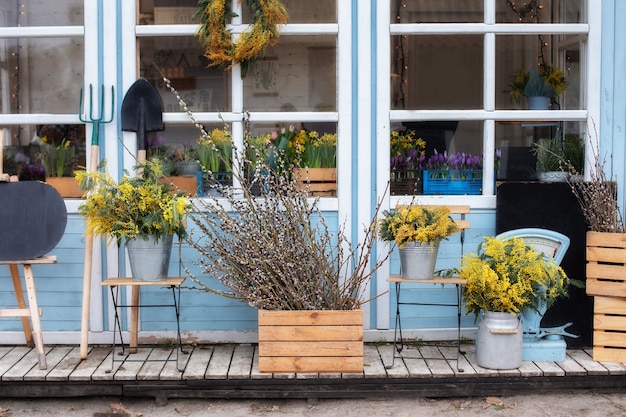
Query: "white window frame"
376 0 599 211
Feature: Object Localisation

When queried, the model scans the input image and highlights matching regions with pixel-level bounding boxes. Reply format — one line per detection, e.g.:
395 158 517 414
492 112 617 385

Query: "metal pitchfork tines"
79 84 114 148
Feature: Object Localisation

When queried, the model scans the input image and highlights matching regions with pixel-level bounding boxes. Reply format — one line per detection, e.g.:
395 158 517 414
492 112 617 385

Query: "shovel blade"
121 78 164 149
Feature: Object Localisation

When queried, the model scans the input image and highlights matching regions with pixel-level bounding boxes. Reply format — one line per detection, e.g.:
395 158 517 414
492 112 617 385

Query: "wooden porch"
1 343 625 404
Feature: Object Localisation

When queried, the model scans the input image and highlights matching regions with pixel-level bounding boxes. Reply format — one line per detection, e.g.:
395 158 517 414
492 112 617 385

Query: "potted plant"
378 205 459 280
389 129 426 195
457 235 575 369
197 127 233 195
531 137 568 182
567 132 626 362
422 149 485 195
40 138 82 198
509 66 567 109
295 130 337 196
164 77 391 373
75 159 191 281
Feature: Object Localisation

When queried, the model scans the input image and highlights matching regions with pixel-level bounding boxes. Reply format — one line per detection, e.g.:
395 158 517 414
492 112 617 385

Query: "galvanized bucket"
398 241 439 280
126 235 173 281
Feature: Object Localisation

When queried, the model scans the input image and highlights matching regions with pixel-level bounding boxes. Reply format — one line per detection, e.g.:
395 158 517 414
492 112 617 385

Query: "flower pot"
399 241 439 280
526 96 550 110
159 176 198 196
126 235 173 281
257 309 363 373
538 171 568 183
476 311 522 369
46 176 83 198
176 161 201 177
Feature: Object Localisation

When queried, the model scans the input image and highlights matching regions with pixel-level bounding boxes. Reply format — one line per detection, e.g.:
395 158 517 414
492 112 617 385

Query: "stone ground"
1 391 625 417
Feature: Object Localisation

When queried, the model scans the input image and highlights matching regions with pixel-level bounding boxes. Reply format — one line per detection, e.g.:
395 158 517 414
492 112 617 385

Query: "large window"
136 0 341 198
384 0 591 200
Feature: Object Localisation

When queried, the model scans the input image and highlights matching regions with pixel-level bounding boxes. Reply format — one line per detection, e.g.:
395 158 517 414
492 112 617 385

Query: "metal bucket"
476 311 522 369
398 241 439 280
126 235 173 281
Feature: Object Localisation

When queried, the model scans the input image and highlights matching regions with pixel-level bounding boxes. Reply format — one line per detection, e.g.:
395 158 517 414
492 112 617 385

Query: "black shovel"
121 77 164 163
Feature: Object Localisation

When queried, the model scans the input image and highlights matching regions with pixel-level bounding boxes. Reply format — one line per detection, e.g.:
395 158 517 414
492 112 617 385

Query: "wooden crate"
294 168 337 196
158 176 197 196
257 309 363 373
586 231 626 297
592 295 626 362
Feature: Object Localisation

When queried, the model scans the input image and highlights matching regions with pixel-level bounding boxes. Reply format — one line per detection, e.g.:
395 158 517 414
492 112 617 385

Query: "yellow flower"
378 205 459 247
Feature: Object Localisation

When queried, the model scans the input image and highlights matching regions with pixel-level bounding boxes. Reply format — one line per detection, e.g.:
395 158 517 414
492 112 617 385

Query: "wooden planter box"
46 177 83 198
158 176 198 196
593 296 626 362
294 168 337 196
586 231 626 297
257 309 363 373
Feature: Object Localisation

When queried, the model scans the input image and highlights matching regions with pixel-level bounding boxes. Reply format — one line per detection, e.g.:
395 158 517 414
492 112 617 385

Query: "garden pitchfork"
79 84 114 359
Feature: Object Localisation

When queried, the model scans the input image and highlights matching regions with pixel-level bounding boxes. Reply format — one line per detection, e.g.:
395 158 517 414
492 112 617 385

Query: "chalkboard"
0 181 67 261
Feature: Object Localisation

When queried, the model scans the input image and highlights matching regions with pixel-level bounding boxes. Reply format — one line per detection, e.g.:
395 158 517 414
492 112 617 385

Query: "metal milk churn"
476 311 522 369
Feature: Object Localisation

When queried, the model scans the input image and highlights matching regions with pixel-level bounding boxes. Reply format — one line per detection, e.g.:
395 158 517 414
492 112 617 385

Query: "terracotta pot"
46 176 83 198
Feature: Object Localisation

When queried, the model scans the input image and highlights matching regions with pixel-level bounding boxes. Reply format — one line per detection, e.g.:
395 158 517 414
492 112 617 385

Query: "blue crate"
422 170 482 195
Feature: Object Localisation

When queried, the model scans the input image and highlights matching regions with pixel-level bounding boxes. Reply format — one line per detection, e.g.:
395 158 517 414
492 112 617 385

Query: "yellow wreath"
196 0 288 78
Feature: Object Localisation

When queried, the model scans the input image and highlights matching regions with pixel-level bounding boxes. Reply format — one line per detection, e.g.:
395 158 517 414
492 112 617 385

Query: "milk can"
476 311 522 369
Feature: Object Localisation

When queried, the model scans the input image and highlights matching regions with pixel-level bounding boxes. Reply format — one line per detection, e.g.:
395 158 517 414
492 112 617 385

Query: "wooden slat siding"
205 344 235 379
160 348 189 381
586 231 626 297
68 347 109 381
46 347 85 381
362 344 387 378
517 360 544 377
420 345 454 378
24 346 72 381
376 344 409 377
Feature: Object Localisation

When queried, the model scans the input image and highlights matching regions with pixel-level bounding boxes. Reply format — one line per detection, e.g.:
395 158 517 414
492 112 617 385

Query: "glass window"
139 0 201 25
391 0 484 24
391 35 483 110
0 0 83 27
496 0 585 24
244 37 337 112
243 0 337 23
139 37 231 113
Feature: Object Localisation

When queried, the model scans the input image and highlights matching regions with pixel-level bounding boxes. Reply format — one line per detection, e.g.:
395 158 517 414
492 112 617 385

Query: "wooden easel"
0 256 56 369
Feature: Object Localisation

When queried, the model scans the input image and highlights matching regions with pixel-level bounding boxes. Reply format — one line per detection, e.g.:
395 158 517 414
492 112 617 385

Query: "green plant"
458 236 579 317
301 131 336 168
41 138 76 177
563 134 585 174
378 205 459 248
197 128 232 173
509 66 567 102
75 159 191 245
531 138 566 172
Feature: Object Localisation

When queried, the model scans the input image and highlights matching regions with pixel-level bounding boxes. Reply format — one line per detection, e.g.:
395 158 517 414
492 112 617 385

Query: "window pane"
139 37 231 113
139 0 200 25
0 38 83 114
0 0 83 27
496 35 583 110
243 0 337 24
390 120 485 195
391 0 484 24
391 35 483 110
496 120 586 181
244 36 336 112
496 0 585 24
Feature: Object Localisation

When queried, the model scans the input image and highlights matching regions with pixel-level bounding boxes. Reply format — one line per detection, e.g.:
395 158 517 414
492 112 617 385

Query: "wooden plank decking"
1 343 625 403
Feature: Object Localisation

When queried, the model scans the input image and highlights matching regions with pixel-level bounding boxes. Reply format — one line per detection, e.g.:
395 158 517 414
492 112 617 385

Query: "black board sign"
0 181 67 261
